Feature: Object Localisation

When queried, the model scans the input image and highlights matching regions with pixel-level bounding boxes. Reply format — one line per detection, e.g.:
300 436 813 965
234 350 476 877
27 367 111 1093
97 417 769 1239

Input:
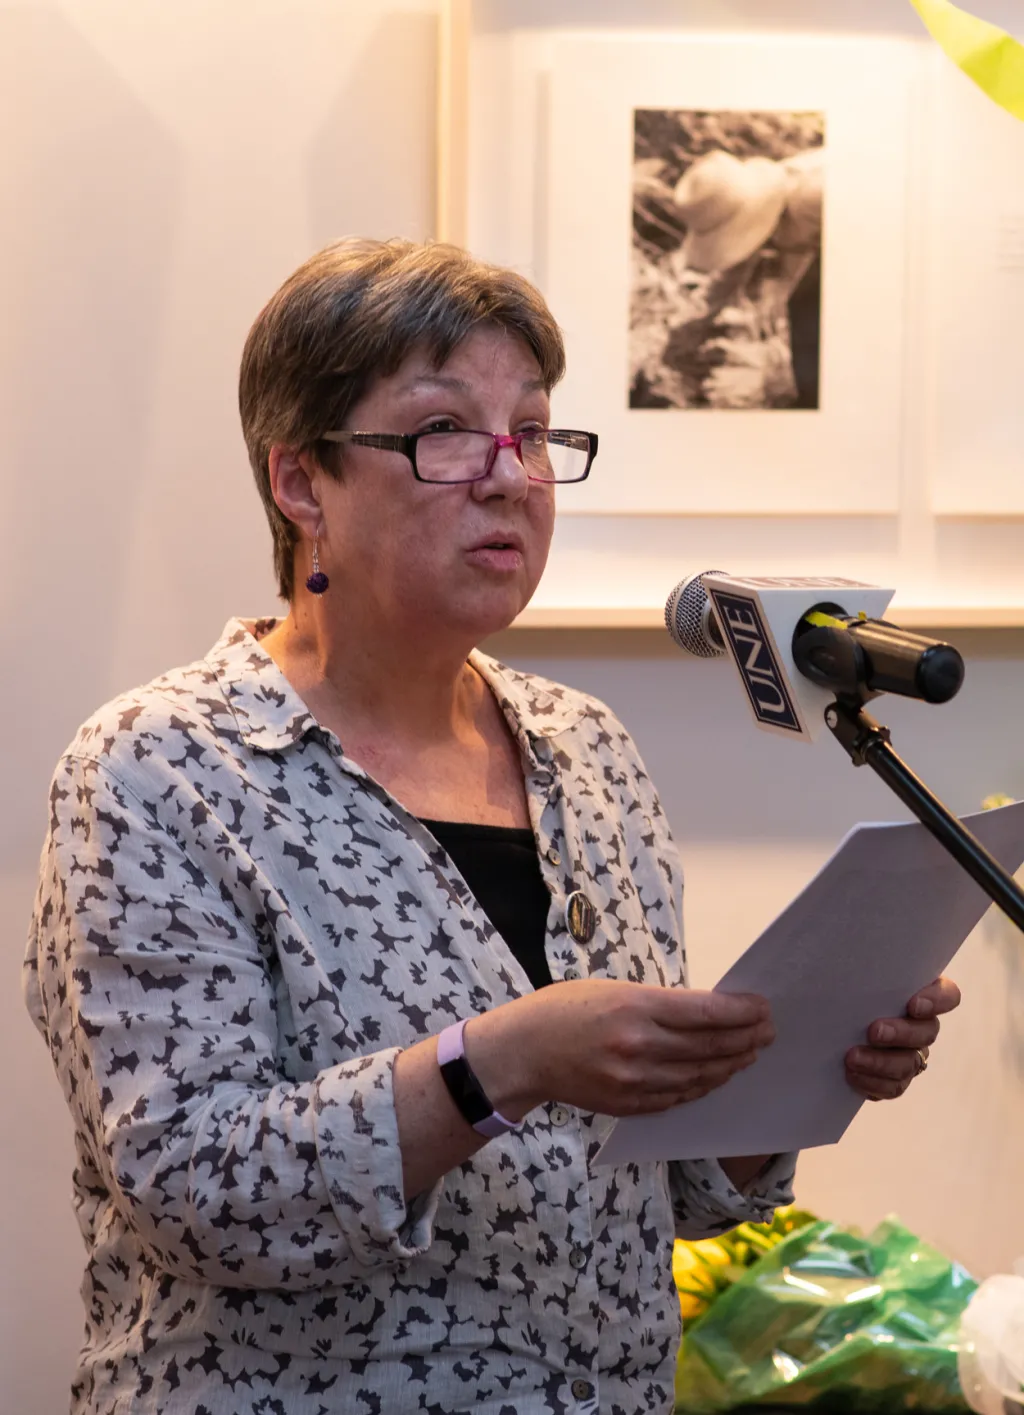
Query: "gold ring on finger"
915 1048 929 1074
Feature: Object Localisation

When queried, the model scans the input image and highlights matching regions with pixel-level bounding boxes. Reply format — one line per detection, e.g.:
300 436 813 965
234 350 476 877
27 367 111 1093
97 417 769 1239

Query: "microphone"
665 570 965 742
664 569 728 658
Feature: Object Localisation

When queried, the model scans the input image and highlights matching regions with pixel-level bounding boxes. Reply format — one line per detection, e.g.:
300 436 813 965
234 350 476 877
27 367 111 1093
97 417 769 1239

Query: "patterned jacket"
24 619 795 1415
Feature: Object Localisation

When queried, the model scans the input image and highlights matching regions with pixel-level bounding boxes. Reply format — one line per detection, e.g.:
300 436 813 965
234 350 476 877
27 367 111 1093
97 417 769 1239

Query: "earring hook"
305 529 329 595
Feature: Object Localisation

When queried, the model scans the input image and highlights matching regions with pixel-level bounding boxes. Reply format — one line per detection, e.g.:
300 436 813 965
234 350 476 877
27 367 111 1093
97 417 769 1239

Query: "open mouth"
467 538 525 569
474 533 524 553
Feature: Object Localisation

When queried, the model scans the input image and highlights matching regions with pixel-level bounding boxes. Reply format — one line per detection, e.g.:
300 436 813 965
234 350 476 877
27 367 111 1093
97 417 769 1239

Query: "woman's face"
315 324 556 643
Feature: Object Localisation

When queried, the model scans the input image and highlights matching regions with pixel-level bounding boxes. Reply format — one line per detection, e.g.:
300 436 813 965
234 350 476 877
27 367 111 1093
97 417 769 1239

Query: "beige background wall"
2 3 1023 1411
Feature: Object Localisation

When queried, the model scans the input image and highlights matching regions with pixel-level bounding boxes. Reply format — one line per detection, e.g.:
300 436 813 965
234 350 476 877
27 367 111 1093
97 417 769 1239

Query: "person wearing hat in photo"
669 144 824 407
672 148 791 275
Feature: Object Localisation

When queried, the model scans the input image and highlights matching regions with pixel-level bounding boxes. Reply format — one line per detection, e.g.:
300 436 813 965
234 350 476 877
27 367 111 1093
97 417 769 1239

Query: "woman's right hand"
467 979 775 1120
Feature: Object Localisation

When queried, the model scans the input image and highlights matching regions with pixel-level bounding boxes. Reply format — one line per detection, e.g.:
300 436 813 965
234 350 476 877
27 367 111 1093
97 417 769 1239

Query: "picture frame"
543 33 918 517
439 5 1024 627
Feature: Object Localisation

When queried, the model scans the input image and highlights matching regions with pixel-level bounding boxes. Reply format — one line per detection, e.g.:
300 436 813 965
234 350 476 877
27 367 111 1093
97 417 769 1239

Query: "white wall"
3 3 1024 1411
0 3 438 1409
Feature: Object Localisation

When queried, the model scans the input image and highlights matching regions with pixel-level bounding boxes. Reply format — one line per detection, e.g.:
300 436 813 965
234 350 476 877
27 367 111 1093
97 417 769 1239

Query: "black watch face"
439 1056 492 1126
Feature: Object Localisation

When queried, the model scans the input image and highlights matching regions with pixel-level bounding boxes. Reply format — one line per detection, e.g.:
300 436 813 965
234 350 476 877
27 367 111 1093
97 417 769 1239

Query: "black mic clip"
792 602 965 707
792 602 870 701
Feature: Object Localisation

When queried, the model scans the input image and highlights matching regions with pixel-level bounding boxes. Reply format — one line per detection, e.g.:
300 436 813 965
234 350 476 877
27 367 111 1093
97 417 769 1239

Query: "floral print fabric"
24 619 795 1414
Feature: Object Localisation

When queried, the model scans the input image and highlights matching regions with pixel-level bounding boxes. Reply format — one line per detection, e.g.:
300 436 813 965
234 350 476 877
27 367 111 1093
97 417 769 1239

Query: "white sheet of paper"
595 801 1024 1167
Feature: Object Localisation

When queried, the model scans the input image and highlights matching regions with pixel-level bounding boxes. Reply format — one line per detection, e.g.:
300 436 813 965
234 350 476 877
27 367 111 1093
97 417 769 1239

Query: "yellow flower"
982 793 1015 811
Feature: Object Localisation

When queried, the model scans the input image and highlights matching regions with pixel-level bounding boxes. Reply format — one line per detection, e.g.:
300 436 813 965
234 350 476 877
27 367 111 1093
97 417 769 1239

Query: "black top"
421 820 554 991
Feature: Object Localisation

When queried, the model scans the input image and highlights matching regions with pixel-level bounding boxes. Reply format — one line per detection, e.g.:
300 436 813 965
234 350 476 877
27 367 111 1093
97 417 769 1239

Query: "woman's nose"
478 437 529 497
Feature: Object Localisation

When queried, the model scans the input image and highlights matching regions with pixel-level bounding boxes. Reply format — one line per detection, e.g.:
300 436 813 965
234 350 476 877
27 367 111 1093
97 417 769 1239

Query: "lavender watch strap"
437 1019 517 1138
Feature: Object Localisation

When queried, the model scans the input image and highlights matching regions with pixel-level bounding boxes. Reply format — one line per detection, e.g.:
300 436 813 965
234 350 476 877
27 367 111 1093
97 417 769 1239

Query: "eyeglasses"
320 428 598 485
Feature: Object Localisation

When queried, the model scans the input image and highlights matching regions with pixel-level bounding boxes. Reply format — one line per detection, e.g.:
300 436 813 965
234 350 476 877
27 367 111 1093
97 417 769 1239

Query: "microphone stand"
824 695 1024 936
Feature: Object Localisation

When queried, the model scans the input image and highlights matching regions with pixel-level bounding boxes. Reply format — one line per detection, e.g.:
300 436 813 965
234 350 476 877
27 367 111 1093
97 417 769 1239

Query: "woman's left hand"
845 976 962 1101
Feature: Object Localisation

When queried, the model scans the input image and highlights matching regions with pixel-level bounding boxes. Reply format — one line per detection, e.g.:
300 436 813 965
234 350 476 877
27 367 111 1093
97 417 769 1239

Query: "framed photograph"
543 34 919 515
448 14 1024 625
630 108 824 413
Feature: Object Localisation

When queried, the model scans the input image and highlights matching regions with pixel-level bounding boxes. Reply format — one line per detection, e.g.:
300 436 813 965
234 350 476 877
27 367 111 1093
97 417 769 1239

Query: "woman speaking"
24 238 957 1414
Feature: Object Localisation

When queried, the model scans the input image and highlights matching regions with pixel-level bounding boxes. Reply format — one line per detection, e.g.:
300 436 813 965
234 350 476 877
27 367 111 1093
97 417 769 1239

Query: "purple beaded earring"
305 532 329 595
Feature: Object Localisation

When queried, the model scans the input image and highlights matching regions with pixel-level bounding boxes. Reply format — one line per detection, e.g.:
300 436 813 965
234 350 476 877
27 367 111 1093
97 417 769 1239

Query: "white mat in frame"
542 33 921 515
926 55 1024 516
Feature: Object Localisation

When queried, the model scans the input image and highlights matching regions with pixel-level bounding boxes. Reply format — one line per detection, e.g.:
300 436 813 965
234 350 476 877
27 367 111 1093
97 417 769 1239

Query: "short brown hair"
238 238 566 600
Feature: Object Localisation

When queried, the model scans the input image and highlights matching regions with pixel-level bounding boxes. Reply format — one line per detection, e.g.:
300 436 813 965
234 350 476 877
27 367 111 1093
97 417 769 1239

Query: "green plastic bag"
676 1217 977 1412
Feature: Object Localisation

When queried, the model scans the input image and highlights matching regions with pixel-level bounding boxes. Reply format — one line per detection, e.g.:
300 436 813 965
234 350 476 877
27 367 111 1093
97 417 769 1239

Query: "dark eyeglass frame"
319 428 599 485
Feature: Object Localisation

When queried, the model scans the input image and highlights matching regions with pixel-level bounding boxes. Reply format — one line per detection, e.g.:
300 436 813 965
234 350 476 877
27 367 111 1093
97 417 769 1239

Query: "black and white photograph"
630 109 825 411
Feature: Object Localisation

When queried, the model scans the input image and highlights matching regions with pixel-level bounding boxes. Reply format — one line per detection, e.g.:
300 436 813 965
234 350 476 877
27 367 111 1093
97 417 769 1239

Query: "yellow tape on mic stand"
910 0 1024 120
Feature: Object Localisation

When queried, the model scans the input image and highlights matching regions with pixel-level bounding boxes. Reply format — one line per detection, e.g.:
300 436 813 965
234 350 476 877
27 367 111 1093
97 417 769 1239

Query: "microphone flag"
699 574 895 742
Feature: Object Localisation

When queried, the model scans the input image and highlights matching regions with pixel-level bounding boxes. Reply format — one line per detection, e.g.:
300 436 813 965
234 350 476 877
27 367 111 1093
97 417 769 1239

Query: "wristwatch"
436 1018 518 1139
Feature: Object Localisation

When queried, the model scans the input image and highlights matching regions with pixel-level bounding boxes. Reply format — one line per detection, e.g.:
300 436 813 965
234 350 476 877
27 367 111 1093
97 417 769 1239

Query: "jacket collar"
208 619 588 758
208 619 319 753
469 649 587 757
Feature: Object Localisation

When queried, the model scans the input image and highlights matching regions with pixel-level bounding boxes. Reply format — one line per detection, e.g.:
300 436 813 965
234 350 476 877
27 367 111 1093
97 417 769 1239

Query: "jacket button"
571 1378 594 1400
563 966 580 981
550 1105 571 1127
568 1246 587 1270
547 847 562 866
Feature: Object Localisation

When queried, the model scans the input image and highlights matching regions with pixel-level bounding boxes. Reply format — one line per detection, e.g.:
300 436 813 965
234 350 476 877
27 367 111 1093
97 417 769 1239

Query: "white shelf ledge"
509 605 1024 630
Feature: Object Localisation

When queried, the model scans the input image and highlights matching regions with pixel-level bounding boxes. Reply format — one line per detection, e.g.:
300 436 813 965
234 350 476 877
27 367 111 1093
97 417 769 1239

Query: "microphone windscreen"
665 571 728 658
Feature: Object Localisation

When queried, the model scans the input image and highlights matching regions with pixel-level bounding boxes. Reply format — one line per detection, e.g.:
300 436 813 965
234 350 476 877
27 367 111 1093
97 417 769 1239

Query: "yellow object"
910 0 1024 121
804 609 848 631
982 792 1016 810
672 1207 819 1324
672 1239 733 1321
